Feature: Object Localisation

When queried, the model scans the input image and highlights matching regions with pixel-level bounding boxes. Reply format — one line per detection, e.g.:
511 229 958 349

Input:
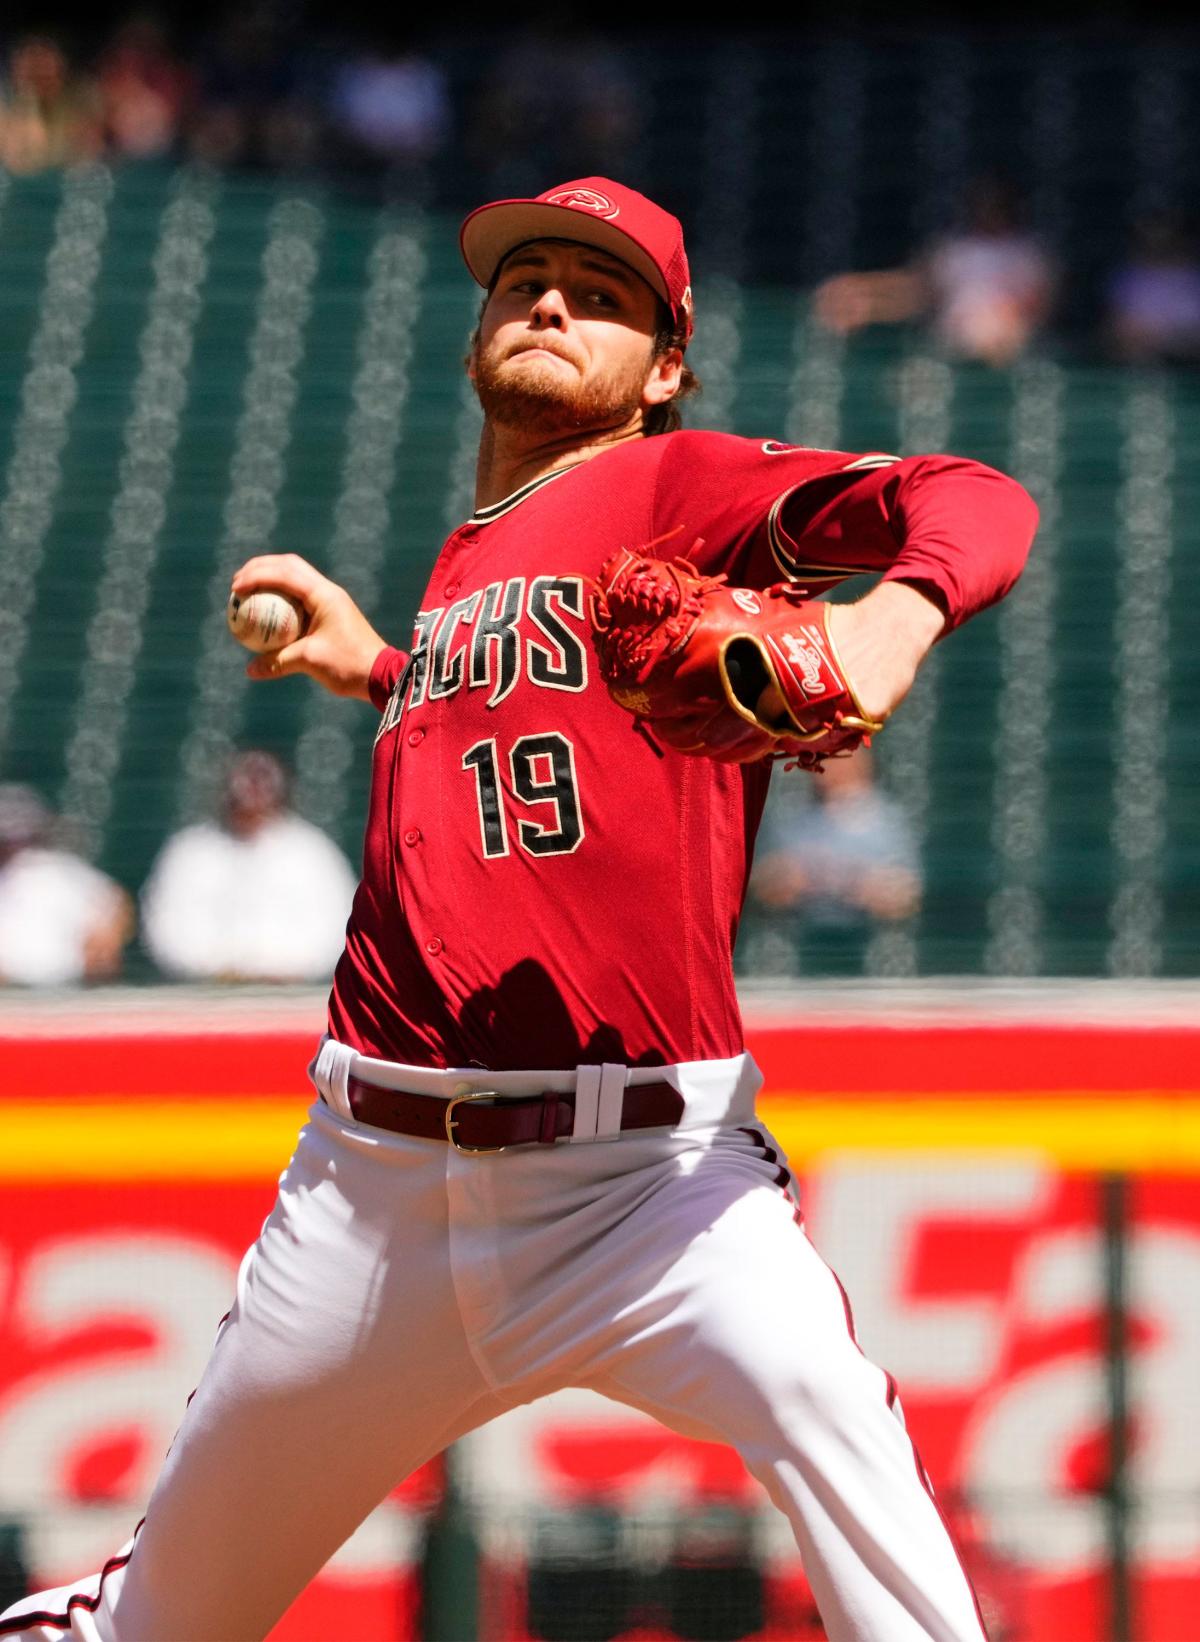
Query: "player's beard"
472 338 654 435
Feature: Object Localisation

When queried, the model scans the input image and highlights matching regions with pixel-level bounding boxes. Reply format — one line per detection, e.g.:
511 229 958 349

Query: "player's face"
471 241 682 435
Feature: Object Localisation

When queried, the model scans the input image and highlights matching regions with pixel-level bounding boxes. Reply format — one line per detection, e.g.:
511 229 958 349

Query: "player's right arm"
231 554 392 701
645 430 1037 731
650 432 1036 621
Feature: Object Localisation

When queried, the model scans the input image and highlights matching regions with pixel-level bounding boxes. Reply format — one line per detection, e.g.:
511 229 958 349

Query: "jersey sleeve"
650 431 867 592
650 431 1038 630
772 452 1039 629
368 645 410 712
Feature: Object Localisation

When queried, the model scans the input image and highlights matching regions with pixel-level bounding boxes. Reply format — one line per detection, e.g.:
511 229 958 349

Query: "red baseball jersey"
328 431 1037 1071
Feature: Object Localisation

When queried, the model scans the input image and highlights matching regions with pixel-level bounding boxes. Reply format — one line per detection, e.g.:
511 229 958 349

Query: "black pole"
0 1518 30 1612
419 1443 480 1642
1101 1172 1133 1642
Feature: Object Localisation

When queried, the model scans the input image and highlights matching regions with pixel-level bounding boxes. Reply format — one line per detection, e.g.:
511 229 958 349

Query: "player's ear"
644 347 684 407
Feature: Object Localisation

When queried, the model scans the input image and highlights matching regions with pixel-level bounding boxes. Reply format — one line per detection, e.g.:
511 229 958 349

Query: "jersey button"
407 727 424 747
404 828 421 847
444 582 459 599
425 936 443 956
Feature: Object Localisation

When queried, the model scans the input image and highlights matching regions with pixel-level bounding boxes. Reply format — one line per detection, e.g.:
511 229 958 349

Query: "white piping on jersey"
767 489 854 583
841 453 901 470
467 462 583 526
767 453 901 582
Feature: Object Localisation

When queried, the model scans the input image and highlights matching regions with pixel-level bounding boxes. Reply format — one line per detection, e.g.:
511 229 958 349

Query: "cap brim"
460 199 670 307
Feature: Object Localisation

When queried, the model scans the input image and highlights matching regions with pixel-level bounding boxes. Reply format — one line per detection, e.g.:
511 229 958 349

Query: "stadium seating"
0 41 1195 980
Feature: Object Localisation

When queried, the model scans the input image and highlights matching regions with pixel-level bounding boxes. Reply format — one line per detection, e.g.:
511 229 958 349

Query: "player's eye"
586 289 620 310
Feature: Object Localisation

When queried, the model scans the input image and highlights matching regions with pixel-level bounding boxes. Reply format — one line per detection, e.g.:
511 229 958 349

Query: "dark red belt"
344 1074 684 1153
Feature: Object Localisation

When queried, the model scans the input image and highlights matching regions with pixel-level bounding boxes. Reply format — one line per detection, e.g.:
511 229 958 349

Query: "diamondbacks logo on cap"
547 188 620 220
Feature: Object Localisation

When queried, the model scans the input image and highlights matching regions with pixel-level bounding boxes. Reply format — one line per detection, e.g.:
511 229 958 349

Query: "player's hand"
231 554 387 702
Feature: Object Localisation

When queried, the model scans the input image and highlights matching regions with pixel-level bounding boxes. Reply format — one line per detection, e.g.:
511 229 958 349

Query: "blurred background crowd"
4 10 1200 364
0 754 357 985
0 10 633 214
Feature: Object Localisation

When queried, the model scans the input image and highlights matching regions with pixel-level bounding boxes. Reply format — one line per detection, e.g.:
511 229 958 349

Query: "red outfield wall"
1 998 1198 1641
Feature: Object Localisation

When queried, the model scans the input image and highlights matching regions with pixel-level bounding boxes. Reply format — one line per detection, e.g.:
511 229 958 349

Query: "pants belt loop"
570 1066 602 1142
596 1063 628 1140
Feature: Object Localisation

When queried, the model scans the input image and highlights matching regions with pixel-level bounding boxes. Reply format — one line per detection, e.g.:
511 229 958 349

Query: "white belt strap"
569 1062 629 1143
570 1064 601 1142
596 1062 628 1139
309 1036 354 1122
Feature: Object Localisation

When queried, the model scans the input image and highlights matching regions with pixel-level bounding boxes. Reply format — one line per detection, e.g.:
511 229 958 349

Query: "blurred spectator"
96 12 194 163
470 24 637 198
189 5 317 172
1105 212 1200 365
814 174 1055 367
0 785 132 985
746 750 920 974
140 750 356 982
326 39 448 192
0 35 102 175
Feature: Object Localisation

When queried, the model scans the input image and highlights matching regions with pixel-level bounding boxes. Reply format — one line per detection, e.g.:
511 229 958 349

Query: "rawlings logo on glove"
588 541 884 769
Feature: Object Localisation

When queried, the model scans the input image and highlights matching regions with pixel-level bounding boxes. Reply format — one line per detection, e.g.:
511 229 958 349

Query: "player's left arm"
768 454 1039 721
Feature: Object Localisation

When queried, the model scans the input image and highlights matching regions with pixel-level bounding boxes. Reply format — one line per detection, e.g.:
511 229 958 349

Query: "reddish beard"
472 339 655 433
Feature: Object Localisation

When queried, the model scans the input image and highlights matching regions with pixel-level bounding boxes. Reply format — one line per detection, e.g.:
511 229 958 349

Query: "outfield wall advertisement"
1 999 1197 1641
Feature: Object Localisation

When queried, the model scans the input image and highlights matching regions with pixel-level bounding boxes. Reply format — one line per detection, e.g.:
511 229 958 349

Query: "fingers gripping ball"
227 589 306 654
589 544 884 769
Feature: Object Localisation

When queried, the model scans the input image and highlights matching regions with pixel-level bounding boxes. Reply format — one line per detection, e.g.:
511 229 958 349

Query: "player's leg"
0 1104 510 1642
586 1130 987 1642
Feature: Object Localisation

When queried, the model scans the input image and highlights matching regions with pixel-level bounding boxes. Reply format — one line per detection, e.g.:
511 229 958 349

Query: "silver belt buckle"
444 1089 505 1155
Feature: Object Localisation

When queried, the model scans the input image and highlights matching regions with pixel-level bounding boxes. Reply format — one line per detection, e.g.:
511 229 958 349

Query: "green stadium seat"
0 35 1196 982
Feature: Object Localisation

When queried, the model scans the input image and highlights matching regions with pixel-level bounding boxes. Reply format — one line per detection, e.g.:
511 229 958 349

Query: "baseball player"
2 178 1037 1642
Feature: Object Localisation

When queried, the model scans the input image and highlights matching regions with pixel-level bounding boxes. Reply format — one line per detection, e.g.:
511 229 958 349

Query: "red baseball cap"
460 177 694 343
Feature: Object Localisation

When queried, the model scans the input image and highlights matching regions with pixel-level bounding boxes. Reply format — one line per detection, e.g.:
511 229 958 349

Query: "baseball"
227 589 306 654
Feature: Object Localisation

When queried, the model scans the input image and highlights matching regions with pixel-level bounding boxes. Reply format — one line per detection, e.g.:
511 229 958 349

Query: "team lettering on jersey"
375 574 588 743
406 575 588 714
372 576 591 858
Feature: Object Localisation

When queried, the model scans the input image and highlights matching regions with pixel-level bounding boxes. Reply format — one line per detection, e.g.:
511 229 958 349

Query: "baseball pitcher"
1 178 1037 1642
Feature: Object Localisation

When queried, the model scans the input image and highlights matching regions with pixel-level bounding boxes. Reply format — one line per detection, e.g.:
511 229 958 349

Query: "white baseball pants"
0 1045 986 1642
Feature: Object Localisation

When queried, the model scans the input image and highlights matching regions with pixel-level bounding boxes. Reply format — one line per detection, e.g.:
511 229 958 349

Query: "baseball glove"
589 543 884 768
